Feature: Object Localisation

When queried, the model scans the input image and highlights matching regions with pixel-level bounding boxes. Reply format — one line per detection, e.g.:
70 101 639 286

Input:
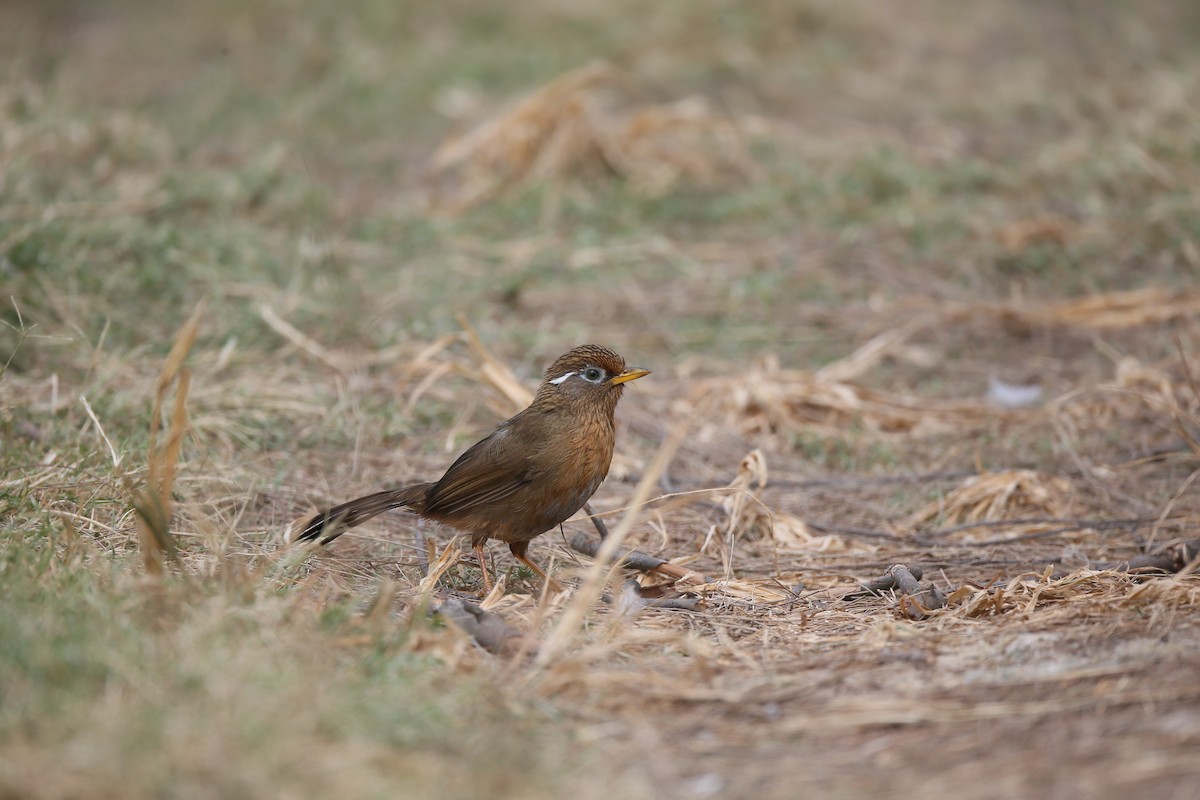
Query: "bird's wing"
422 425 536 516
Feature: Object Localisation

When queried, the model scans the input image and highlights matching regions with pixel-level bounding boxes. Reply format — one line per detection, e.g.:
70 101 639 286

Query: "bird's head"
534 344 650 413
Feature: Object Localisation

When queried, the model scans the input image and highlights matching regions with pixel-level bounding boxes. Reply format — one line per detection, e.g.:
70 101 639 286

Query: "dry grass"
428 61 761 209
5 1 1200 798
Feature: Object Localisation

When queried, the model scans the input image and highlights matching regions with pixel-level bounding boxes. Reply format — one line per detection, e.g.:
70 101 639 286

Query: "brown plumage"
295 345 650 592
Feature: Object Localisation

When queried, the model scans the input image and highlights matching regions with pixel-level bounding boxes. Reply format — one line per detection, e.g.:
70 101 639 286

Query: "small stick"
1107 539 1200 575
849 564 945 619
889 565 947 620
568 531 701 582
853 565 924 594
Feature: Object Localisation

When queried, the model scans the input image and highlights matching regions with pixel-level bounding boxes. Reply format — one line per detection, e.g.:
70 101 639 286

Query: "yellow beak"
611 367 651 385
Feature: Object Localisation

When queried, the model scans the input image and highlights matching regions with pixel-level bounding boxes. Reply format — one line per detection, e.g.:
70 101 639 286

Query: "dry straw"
931 287 1200 331
906 470 1073 536
1002 287 1200 330
132 301 204 576
428 61 761 209
703 449 853 577
702 322 1019 437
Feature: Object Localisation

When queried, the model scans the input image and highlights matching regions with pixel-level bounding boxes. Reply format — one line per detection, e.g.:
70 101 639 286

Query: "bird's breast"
488 414 614 540
539 419 613 514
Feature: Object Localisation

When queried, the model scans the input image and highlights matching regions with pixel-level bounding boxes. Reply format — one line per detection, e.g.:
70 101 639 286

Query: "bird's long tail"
294 484 429 544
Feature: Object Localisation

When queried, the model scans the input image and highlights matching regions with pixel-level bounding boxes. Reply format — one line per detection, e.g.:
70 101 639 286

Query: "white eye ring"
580 367 605 383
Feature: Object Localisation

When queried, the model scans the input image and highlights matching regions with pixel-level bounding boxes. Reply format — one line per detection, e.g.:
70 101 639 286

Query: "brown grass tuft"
906 470 1073 533
708 352 1009 437
132 302 204 575
428 61 760 209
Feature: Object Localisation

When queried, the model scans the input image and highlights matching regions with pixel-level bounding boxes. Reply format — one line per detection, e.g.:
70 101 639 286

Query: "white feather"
549 371 575 385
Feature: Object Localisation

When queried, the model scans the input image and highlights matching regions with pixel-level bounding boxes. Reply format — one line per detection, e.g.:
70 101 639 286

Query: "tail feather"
295 485 427 544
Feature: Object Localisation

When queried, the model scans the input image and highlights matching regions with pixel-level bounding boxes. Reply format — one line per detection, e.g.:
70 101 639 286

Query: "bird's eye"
581 367 604 382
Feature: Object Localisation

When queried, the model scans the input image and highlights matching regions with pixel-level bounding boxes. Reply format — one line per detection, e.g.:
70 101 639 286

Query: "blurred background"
5 0 1198 365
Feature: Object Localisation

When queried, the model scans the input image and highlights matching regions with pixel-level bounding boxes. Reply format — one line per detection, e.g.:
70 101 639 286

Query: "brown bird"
295 344 649 593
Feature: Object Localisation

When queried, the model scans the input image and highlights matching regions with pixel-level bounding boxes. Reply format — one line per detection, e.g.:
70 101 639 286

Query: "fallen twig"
849 564 947 620
568 531 703 582
852 565 924 594
1107 539 1200 575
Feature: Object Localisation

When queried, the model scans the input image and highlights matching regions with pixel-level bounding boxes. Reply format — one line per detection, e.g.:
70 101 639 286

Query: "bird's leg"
473 541 493 595
509 541 566 594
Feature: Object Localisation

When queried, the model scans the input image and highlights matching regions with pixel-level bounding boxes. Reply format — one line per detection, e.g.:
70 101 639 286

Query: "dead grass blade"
694 319 1032 436
258 303 342 371
814 319 929 384
416 536 463 602
431 62 611 171
457 315 532 411
132 301 203 576
1125 575 1200 607
257 304 416 373
994 214 1076 250
686 577 792 604
598 96 761 195
79 395 120 468
705 450 854 576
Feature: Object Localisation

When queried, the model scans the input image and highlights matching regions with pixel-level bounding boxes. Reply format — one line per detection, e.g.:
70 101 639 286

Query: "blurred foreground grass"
0 540 576 798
